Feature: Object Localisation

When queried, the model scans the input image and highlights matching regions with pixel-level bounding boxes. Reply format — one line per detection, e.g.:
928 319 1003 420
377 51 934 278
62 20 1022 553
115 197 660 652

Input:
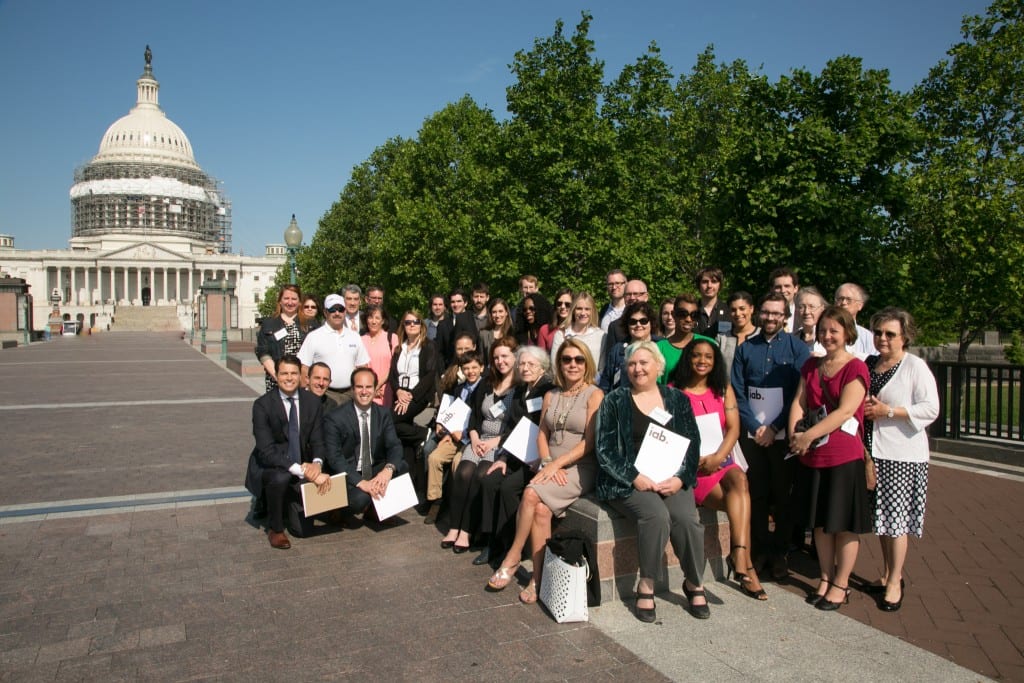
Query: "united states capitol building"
0 47 286 332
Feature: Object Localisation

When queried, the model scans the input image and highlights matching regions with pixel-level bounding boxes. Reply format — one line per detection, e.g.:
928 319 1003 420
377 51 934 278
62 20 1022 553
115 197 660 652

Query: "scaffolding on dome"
70 160 232 252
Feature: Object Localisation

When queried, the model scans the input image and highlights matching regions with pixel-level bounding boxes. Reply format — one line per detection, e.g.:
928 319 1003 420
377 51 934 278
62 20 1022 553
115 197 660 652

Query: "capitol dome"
70 47 231 252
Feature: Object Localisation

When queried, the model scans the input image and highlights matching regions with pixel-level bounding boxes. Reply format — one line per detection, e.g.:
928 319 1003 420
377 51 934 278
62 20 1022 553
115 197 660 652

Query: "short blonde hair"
624 340 666 377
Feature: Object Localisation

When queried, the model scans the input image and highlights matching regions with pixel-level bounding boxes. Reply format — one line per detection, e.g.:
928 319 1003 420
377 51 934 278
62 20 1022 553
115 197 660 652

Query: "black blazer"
497 378 556 460
254 315 307 364
436 311 480 367
244 388 326 495
323 402 405 481
388 339 439 411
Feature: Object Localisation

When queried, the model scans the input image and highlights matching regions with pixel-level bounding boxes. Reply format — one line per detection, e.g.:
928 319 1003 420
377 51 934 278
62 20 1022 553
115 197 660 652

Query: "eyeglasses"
835 296 861 305
326 306 345 313
873 329 900 340
628 317 650 327
556 301 571 308
759 310 785 319
625 291 647 298
403 319 422 326
560 355 586 365
797 304 821 312
674 309 698 319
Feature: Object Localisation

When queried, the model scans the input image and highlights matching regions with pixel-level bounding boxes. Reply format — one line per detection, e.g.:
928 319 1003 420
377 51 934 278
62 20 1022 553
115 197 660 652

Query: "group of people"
245 267 939 622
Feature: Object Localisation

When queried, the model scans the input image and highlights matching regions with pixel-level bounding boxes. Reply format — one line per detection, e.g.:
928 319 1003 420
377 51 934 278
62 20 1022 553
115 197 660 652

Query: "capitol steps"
111 305 183 332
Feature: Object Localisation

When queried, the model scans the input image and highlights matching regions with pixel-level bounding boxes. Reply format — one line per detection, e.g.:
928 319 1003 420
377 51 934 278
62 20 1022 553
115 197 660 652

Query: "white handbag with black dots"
539 546 590 622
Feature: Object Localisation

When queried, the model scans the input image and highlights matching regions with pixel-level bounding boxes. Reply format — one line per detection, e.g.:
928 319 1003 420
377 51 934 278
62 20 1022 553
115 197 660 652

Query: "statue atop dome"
145 45 152 67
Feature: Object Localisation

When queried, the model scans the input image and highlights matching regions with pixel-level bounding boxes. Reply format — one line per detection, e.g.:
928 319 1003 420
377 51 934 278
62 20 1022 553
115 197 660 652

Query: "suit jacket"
323 402 405 481
244 388 326 495
436 311 480 367
388 338 439 412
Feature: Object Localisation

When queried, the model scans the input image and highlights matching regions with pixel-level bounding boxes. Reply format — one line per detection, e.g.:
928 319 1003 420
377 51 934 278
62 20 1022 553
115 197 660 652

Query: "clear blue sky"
0 0 988 256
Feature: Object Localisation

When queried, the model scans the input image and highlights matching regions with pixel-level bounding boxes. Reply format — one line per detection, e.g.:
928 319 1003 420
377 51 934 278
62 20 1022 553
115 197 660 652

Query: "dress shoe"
440 539 455 550
880 580 905 612
267 530 291 550
472 547 492 566
816 585 850 611
452 544 470 554
423 503 441 525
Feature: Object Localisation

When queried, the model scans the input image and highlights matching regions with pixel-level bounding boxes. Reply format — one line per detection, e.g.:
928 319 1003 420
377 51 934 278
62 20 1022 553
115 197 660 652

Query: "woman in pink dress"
361 304 397 406
673 335 766 600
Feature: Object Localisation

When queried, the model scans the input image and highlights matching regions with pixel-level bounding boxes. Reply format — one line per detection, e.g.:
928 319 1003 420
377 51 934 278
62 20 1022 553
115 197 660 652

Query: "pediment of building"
99 242 190 263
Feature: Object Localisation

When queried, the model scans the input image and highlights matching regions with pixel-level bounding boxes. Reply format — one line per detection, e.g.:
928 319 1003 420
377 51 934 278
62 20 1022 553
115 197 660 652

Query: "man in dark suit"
323 367 407 518
435 288 479 368
244 354 329 549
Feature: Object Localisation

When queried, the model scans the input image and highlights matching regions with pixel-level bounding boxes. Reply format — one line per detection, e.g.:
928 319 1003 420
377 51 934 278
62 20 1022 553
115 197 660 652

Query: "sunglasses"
674 309 698 319
303 304 318 310
556 301 572 308
403 319 422 326
628 317 650 327
523 306 536 312
560 355 586 365
873 329 900 340
326 305 345 313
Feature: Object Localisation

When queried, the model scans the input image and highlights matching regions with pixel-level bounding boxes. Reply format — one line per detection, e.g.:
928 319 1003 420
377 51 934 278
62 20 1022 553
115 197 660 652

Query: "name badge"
526 397 543 413
273 328 288 341
489 401 506 418
648 407 672 425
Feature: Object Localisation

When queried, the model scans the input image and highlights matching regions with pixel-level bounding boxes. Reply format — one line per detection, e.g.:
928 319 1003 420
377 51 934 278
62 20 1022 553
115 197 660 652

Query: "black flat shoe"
682 583 710 619
452 544 470 554
816 585 851 611
635 591 657 623
880 582 905 612
472 547 492 566
440 539 455 550
865 576 903 595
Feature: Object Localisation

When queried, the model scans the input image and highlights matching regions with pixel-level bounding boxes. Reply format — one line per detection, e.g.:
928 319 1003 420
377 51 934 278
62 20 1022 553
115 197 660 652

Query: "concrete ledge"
226 353 264 377
932 437 1024 466
559 493 729 603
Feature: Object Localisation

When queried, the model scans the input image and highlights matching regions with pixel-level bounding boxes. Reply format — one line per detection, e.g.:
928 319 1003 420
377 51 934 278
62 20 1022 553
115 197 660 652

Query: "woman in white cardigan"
862 307 939 612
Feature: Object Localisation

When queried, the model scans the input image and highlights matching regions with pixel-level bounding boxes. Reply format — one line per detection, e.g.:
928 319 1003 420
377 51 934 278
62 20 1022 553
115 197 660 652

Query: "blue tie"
287 396 300 465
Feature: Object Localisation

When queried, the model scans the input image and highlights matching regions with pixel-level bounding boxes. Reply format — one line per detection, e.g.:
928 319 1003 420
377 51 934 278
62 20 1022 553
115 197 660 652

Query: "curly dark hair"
672 336 729 397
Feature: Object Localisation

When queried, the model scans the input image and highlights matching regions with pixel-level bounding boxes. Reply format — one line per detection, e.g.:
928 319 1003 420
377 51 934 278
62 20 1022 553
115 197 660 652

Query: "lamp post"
199 285 207 347
220 278 228 361
284 214 302 285
22 295 30 346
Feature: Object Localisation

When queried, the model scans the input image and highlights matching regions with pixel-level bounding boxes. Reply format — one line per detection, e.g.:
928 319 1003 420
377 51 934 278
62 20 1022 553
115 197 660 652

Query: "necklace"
551 387 584 445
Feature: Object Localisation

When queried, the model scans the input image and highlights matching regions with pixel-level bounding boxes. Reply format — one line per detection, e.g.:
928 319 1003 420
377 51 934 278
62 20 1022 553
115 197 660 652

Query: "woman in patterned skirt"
862 307 939 611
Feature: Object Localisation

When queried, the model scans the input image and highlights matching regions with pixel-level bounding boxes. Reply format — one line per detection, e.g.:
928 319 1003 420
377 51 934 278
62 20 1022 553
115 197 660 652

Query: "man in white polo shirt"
297 293 370 406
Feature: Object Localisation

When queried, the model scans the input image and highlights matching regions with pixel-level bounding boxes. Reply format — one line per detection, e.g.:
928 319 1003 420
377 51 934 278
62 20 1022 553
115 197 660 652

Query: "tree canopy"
280 3 1021 357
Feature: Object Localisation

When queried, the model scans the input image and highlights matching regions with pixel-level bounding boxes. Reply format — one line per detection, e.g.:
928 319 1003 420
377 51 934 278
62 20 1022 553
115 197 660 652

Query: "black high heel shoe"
816 585 851 611
634 591 657 623
728 546 767 600
806 579 830 605
865 577 903 595
880 581 905 612
682 583 711 619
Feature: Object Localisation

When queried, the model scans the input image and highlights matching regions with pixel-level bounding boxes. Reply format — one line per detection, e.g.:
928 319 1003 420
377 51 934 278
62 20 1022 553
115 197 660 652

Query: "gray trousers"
610 488 706 586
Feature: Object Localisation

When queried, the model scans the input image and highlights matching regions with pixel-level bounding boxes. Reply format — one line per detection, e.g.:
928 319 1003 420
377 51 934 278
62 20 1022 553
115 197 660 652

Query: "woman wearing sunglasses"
515 293 552 348
487 339 602 603
656 294 699 383
861 307 939 612
301 294 322 332
599 302 659 392
389 310 439 498
538 288 573 352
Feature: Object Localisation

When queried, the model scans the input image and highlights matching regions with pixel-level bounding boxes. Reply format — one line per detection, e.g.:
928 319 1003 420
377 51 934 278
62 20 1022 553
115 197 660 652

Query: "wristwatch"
384 463 396 473
886 407 895 419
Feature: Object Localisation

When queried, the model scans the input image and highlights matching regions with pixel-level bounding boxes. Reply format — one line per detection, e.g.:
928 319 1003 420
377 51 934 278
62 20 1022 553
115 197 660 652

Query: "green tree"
904 0 1023 360
503 12 617 292
713 56 917 301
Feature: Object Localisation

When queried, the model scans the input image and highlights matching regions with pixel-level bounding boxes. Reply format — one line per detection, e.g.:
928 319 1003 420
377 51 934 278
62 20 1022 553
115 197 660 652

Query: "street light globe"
283 214 303 248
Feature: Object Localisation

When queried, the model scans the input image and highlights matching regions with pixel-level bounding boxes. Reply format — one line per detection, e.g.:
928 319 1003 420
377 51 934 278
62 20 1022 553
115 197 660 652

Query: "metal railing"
929 362 1023 442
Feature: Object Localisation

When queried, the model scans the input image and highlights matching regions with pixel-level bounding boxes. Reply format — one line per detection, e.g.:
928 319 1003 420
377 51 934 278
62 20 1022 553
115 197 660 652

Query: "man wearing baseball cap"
296 293 371 406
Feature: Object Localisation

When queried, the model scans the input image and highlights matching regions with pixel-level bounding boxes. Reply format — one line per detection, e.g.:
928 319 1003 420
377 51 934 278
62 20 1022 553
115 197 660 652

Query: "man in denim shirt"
731 292 810 580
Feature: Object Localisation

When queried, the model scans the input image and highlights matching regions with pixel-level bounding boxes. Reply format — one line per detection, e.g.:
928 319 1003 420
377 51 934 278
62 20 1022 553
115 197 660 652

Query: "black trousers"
741 434 797 559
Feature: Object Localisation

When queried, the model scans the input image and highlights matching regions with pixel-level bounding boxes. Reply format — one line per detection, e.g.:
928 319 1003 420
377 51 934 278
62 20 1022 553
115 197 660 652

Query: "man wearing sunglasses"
296 293 371 406
731 291 810 580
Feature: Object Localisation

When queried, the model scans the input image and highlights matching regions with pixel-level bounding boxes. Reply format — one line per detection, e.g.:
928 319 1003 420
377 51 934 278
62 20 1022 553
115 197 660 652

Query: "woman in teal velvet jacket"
595 340 708 621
